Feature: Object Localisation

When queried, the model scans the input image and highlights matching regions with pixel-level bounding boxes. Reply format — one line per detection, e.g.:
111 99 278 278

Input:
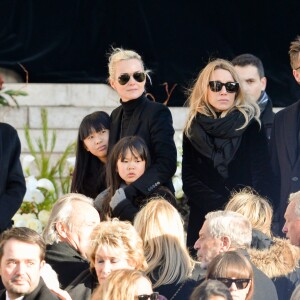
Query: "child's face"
117 149 146 185
83 129 109 162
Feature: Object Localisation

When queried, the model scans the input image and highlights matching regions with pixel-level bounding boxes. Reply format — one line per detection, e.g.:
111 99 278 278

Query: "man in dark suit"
193 210 278 300
0 122 26 233
0 227 59 300
270 36 300 234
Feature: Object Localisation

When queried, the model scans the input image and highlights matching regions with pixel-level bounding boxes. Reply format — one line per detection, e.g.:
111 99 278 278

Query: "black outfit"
182 112 273 251
72 157 106 199
0 277 59 300
270 100 300 234
0 123 26 233
66 269 98 300
249 232 300 300
109 94 177 200
112 185 177 222
258 91 275 140
45 242 89 289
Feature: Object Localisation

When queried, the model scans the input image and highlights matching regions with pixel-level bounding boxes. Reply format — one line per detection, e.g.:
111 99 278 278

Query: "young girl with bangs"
95 136 176 222
71 111 110 198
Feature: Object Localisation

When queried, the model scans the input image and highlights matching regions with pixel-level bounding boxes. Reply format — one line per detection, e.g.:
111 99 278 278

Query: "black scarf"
189 110 249 178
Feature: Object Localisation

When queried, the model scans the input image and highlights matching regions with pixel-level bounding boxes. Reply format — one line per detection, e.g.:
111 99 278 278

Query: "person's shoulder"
275 99 300 118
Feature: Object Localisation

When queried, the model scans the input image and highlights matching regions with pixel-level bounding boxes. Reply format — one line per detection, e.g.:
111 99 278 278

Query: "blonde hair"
289 36 300 69
133 198 194 288
107 47 149 81
206 251 254 300
91 269 153 300
225 187 273 237
184 58 260 136
88 219 147 271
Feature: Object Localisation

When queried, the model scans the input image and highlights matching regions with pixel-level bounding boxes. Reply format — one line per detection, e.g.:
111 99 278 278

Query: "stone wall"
0 83 187 160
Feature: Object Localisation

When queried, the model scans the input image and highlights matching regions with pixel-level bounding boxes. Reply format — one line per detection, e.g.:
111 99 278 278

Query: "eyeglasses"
118 72 146 85
208 81 239 93
137 292 159 300
215 277 250 289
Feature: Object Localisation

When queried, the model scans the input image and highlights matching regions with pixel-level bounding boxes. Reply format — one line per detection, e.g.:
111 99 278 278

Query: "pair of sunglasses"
118 71 146 85
215 277 250 290
137 292 159 300
208 81 239 93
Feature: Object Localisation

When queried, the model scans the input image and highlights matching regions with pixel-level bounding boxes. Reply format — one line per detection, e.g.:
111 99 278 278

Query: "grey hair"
42 193 94 244
289 191 300 218
205 210 252 249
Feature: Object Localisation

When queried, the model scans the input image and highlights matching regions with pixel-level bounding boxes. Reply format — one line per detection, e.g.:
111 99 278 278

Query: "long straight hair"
71 111 110 198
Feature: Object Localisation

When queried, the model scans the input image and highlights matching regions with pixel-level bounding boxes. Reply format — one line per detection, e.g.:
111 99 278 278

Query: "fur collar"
249 237 300 278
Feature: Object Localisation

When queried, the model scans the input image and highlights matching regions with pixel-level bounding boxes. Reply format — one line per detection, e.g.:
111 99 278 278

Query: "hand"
110 188 126 210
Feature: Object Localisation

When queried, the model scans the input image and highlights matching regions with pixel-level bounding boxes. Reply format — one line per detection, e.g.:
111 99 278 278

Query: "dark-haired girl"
95 136 176 222
71 111 110 198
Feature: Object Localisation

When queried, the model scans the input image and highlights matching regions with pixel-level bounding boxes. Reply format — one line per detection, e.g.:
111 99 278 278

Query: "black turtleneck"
120 94 145 138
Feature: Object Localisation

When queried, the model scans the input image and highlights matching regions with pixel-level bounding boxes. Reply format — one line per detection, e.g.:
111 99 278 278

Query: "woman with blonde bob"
182 58 273 253
66 219 147 300
134 198 198 299
91 269 162 300
206 251 254 300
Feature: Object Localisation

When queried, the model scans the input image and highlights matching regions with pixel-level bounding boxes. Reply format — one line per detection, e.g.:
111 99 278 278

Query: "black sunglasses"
215 277 250 290
137 292 159 300
118 72 146 85
208 81 239 93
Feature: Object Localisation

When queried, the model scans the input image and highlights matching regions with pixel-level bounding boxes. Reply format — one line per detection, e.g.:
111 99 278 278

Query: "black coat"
182 120 273 249
0 123 26 233
109 95 177 198
270 100 300 232
45 242 89 289
0 277 59 300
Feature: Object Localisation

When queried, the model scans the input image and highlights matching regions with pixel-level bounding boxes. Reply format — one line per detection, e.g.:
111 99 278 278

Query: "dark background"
1 0 300 107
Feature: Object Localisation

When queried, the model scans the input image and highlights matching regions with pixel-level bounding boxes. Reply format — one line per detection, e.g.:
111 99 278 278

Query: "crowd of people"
1 35 300 300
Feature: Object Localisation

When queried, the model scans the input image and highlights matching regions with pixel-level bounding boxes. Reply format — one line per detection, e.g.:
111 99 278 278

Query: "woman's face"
228 278 251 300
83 129 109 162
110 58 146 102
94 246 134 284
117 149 146 185
207 69 237 113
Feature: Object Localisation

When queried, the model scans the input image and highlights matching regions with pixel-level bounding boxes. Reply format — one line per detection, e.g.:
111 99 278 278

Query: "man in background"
232 53 274 140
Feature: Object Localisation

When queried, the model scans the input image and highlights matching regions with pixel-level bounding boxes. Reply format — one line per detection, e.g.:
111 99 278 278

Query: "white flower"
67 157 76 168
37 178 55 192
24 188 45 204
26 218 43 233
22 155 35 175
38 210 51 227
172 176 184 199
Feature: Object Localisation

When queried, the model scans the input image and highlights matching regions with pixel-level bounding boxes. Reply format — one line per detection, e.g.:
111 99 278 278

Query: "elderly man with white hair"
194 210 278 300
282 191 300 246
43 193 100 289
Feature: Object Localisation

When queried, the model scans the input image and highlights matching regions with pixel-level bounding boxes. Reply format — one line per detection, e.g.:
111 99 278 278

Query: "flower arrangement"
13 108 75 233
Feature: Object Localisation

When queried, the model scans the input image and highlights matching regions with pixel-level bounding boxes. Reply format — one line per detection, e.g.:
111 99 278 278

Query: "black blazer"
0 123 26 232
0 278 59 300
270 100 300 231
109 95 177 197
45 242 89 289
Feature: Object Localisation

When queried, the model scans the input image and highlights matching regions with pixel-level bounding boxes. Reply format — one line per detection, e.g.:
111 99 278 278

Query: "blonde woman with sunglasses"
106 48 177 218
182 59 274 255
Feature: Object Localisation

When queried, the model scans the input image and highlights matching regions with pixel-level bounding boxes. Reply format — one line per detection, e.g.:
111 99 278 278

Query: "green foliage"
24 108 76 197
0 88 28 108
